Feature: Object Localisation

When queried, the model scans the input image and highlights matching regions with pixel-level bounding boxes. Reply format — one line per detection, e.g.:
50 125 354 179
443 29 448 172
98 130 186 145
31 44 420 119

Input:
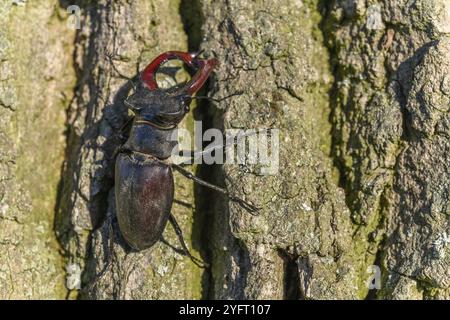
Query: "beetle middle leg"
171 163 259 214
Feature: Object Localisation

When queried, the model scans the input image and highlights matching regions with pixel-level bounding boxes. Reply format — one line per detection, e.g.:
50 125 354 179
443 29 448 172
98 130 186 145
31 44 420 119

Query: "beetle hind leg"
84 218 116 294
167 213 209 269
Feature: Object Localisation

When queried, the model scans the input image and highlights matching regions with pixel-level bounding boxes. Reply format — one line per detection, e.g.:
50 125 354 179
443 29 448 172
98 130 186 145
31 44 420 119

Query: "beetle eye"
124 98 142 113
181 95 192 108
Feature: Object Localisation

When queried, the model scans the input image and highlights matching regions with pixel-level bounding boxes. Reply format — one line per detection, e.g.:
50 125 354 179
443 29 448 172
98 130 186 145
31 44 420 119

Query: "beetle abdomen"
115 152 174 250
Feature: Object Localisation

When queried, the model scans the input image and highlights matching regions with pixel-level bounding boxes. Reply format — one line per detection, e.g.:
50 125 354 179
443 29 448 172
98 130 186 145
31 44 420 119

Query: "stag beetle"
115 51 257 264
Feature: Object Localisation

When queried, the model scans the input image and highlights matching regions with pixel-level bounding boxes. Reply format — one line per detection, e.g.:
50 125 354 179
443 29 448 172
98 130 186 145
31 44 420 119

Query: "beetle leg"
110 117 134 162
117 116 134 142
168 213 209 268
86 218 116 293
105 50 138 91
176 129 272 166
171 164 260 215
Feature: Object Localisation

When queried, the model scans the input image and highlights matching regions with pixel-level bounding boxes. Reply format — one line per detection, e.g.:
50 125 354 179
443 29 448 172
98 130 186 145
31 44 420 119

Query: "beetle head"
124 51 217 129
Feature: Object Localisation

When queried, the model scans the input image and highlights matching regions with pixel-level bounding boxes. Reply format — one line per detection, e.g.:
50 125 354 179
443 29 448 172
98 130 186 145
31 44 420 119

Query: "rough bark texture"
323 0 450 299
0 0 448 300
200 0 359 299
0 1 74 299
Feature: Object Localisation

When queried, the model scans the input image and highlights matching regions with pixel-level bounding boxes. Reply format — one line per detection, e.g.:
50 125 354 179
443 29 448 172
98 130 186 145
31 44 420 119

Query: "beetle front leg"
105 51 138 91
175 129 271 166
110 117 134 162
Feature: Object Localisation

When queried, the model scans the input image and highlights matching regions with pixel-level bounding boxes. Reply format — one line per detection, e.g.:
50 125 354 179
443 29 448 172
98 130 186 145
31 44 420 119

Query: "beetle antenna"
168 213 209 268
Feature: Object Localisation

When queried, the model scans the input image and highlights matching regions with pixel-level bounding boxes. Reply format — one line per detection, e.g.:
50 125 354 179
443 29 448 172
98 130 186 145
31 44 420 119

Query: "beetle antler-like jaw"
179 58 218 95
141 51 218 94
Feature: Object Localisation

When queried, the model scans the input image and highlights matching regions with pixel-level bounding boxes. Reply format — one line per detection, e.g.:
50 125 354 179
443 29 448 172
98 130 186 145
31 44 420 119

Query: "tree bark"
0 0 448 300
0 0 74 299
323 0 450 299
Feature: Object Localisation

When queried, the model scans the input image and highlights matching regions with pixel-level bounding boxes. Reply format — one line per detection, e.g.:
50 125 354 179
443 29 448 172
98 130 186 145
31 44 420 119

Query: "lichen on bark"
323 0 450 299
200 0 361 299
0 0 74 299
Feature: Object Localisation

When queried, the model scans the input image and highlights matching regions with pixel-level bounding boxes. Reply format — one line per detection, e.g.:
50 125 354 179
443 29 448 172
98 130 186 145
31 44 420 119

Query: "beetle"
115 51 257 263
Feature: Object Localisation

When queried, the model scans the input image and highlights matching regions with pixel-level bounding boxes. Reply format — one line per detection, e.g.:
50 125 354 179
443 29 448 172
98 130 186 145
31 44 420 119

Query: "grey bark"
0 0 448 299
324 0 450 299
201 0 358 299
